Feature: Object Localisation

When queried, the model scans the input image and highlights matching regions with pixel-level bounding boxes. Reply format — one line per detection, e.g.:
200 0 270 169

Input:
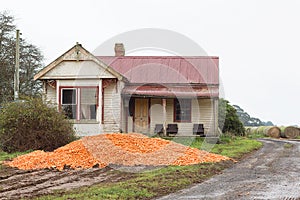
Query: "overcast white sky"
2 0 300 126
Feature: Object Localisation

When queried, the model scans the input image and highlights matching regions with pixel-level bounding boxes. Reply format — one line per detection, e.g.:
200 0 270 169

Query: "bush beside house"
0 98 77 153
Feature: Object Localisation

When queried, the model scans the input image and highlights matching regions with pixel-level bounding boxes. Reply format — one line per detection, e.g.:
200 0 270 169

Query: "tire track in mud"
0 166 131 200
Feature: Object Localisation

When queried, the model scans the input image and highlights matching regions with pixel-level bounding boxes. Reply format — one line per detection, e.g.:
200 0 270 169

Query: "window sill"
69 120 100 124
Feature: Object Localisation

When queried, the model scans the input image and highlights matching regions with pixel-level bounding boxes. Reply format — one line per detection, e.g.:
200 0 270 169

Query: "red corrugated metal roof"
97 56 219 85
122 85 219 98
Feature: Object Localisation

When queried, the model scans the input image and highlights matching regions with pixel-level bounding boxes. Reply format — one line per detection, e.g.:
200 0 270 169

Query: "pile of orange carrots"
105 133 171 153
6 133 231 171
6 140 106 171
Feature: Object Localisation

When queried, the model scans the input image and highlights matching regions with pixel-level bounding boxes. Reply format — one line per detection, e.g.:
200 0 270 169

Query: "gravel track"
158 139 300 200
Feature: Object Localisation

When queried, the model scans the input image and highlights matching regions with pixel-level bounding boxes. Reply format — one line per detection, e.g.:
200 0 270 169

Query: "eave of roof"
122 85 219 98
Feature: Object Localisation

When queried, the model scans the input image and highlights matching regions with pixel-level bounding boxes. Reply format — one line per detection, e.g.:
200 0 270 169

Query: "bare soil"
158 139 300 200
0 166 136 200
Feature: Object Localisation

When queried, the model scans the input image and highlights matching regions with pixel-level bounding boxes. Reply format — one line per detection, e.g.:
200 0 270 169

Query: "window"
61 87 98 121
174 99 191 122
80 88 97 120
62 89 77 119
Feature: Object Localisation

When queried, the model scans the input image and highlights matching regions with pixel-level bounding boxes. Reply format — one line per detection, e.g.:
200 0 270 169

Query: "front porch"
121 96 219 136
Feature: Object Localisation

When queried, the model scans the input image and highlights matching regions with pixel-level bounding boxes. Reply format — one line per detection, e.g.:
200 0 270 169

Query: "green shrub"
0 98 77 153
219 99 245 136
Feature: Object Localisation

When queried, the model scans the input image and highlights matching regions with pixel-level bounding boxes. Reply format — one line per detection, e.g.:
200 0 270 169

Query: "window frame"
61 88 77 120
173 98 192 123
59 86 99 121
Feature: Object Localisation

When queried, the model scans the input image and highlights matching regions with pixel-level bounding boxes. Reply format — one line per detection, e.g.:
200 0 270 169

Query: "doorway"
134 98 149 133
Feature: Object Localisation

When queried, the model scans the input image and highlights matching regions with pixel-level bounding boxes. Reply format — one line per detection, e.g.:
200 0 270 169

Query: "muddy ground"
158 139 300 200
0 139 299 200
0 165 138 200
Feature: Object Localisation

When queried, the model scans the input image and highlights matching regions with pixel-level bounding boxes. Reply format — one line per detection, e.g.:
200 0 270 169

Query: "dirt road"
158 139 300 200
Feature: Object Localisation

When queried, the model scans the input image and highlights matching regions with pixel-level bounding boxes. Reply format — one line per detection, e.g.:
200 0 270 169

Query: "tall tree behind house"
0 11 44 103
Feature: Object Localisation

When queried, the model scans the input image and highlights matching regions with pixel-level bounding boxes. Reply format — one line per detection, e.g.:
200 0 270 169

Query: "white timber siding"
45 84 56 105
103 81 122 132
149 98 214 136
198 99 215 136
44 61 115 79
59 79 100 87
73 123 102 136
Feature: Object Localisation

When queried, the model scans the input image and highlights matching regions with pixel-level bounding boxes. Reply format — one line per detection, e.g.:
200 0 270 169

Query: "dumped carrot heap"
105 133 171 153
6 133 231 171
6 140 106 171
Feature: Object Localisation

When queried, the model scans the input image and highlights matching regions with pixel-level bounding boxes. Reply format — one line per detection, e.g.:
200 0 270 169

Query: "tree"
232 105 274 126
219 99 245 135
0 11 43 103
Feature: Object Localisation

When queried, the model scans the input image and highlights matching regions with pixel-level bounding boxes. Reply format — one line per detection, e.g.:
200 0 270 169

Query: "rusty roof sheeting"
97 56 219 85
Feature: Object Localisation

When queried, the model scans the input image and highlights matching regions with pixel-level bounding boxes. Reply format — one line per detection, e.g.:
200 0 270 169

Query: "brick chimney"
114 43 125 56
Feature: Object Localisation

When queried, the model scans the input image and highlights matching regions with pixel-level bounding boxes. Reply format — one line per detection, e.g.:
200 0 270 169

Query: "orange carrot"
6 133 231 171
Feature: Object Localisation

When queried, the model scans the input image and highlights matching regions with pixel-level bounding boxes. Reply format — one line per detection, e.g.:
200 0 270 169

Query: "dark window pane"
128 98 135 116
90 104 96 119
174 99 191 122
62 105 77 119
62 89 76 104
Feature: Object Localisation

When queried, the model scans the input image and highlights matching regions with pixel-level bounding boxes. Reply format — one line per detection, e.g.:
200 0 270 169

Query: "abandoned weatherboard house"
34 43 219 136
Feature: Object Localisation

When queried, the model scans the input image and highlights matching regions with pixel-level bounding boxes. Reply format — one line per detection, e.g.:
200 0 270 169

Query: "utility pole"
14 29 20 101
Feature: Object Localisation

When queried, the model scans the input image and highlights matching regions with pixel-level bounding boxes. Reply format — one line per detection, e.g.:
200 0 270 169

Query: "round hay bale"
261 126 273 136
264 127 272 136
248 127 258 135
267 126 281 138
252 126 272 136
282 126 300 139
256 126 265 134
245 127 251 135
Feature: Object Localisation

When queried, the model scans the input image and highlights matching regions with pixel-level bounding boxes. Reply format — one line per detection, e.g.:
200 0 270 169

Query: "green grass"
0 150 31 162
36 185 153 200
31 136 262 200
35 163 227 200
0 150 31 170
210 137 262 159
246 132 266 139
283 143 294 149
164 136 205 148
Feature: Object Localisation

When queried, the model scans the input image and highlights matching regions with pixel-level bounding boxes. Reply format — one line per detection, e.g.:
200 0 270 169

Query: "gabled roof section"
97 56 219 85
34 43 126 81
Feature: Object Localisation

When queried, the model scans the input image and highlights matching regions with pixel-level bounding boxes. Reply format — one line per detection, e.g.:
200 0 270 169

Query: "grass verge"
31 137 262 200
0 150 31 162
0 150 31 170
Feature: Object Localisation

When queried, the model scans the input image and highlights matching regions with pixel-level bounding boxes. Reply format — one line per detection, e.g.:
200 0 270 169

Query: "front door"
134 98 149 133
